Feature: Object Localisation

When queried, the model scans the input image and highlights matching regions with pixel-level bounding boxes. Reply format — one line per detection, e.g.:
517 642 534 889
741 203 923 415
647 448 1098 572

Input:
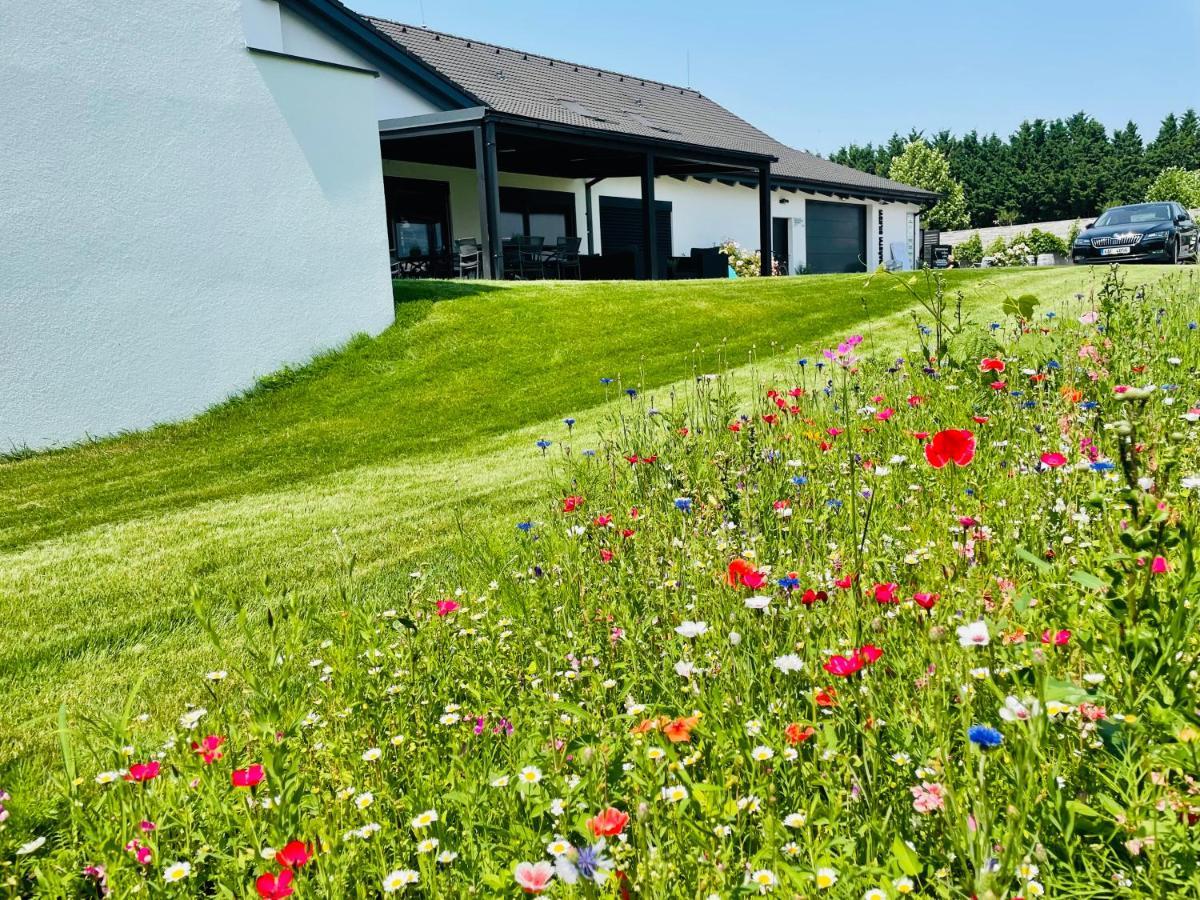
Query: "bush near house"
1145 166 1200 209
1 269 1195 898
949 232 983 267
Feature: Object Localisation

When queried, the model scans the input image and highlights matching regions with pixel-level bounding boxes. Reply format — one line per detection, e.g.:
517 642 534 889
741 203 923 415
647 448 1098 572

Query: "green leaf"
891 835 921 877
1045 677 1090 704
1015 546 1052 573
1070 570 1109 592
1066 799 1102 819
58 704 76 790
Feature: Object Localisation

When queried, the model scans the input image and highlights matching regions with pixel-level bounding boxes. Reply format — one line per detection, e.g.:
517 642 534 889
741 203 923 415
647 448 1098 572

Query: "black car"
1072 201 1197 264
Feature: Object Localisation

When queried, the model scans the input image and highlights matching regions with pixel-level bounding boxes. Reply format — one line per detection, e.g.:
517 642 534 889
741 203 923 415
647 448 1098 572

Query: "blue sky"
351 0 1199 154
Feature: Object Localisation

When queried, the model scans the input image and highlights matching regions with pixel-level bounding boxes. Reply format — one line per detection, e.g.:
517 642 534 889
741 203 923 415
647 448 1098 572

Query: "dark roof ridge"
364 15 706 99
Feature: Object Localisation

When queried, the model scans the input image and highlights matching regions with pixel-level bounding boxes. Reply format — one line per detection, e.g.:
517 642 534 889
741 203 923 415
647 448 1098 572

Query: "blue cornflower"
1080 400 1098 410
1189 322 1197 330
1091 460 1115 472
989 322 1001 331
965 487 975 496
1009 390 1023 398
536 439 552 454
778 574 799 590
625 388 638 399
674 497 692 513
791 475 808 487
967 724 1003 749
600 377 614 385
517 521 533 532
582 449 596 457
816 361 826 372
1047 359 1061 370
1045 311 1056 319
1022 400 1036 409
563 418 575 430
797 358 808 367
826 498 843 510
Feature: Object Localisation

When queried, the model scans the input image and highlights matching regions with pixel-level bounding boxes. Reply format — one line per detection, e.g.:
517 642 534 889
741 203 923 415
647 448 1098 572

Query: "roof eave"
279 0 483 109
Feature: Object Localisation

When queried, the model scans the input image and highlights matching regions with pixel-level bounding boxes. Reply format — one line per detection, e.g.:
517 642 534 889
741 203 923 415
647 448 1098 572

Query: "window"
383 177 451 259
499 188 577 241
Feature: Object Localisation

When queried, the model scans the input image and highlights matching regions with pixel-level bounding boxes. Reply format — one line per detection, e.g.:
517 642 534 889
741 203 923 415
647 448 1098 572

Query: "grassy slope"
0 267 1176 798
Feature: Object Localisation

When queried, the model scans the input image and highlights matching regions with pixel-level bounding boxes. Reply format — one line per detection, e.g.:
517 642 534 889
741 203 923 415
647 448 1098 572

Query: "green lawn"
0 267 1180 809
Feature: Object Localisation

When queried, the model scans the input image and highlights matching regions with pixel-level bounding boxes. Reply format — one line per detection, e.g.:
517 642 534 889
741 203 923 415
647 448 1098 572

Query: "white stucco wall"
379 160 921 275
0 0 395 450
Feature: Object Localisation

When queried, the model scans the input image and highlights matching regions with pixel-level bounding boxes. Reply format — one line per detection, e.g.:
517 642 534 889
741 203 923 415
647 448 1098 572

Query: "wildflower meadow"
4 268 1200 898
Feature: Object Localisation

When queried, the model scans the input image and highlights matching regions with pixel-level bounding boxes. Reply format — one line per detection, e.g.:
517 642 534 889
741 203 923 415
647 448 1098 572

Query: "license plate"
1101 246 1131 256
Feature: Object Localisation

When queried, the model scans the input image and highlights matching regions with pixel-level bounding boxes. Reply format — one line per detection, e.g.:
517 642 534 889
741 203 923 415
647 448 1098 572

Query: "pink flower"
514 860 555 893
1040 452 1068 468
910 781 945 813
1041 629 1071 646
124 761 160 783
435 600 460 617
1151 555 1169 574
231 764 265 788
872 582 899 605
124 840 153 866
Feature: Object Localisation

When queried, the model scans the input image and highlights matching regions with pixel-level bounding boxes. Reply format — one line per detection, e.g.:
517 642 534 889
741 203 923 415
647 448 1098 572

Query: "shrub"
1145 166 1200 209
718 239 769 277
951 232 983 267
1026 228 1069 257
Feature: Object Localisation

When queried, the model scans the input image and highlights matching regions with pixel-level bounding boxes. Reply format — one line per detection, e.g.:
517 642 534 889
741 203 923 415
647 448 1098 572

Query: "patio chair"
887 241 910 271
513 234 546 279
454 239 482 279
546 236 582 279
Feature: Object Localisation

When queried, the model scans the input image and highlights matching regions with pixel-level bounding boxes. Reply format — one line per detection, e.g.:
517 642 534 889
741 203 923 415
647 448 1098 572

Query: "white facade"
381 161 922 274
0 0 400 450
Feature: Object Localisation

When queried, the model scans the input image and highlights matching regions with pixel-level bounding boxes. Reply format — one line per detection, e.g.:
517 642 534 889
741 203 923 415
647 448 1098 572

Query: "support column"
474 121 503 279
641 152 659 280
758 161 773 276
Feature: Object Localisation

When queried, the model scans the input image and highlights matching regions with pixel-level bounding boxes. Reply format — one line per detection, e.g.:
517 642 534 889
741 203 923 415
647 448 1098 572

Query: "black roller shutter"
599 196 673 261
805 201 867 274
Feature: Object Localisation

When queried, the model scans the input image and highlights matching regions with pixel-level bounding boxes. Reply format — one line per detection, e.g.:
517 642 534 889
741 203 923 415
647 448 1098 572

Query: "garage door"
806 201 866 274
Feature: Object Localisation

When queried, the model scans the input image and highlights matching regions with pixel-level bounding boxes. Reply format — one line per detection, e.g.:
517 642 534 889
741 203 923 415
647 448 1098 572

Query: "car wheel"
1168 237 1179 265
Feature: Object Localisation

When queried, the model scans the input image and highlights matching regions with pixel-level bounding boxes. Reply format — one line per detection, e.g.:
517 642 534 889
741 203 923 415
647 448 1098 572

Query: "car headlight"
1140 230 1169 242
1073 237 1090 246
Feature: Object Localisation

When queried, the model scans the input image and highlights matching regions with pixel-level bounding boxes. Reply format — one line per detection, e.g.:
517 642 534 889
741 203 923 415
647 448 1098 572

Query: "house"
1 0 934 451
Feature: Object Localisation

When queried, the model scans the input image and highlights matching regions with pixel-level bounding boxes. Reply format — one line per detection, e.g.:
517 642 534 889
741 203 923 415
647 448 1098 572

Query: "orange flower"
814 688 838 708
662 715 699 743
784 722 815 745
1060 385 1083 403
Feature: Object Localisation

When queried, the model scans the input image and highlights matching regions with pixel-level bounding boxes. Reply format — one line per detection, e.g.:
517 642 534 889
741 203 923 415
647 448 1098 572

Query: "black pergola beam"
758 161 772 276
641 152 660 280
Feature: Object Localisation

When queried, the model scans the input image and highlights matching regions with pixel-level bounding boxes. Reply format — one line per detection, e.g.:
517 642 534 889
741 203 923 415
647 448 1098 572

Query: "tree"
1104 121 1150 206
1145 167 1200 208
887 141 969 230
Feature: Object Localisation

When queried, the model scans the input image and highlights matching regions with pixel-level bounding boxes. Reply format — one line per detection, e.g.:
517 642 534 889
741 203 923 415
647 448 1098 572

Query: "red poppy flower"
913 592 939 610
989 380 1007 391
587 807 630 837
593 515 613 528
1040 452 1067 468
275 841 313 869
912 431 930 441
876 408 895 422
972 415 990 425
726 558 765 589
562 495 583 512
232 764 265 788
872 582 899 604
823 654 863 677
435 599 460 617
834 574 855 590
191 735 225 764
814 688 838 707
924 429 976 469
979 357 1006 372
857 644 883 664
124 761 160 783
255 870 295 900
599 549 614 563
800 588 828 605
784 722 816 745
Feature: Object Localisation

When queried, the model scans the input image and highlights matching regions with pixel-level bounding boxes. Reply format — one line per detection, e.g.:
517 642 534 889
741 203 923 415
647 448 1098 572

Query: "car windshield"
1095 204 1172 227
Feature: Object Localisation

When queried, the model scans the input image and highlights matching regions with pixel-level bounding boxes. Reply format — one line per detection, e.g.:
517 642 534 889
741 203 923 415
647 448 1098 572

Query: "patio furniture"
887 241 909 271
454 239 482 278
503 234 545 279
545 236 581 279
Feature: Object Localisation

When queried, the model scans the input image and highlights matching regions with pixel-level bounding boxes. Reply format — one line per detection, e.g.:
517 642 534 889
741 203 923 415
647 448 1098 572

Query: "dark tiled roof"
364 16 936 202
